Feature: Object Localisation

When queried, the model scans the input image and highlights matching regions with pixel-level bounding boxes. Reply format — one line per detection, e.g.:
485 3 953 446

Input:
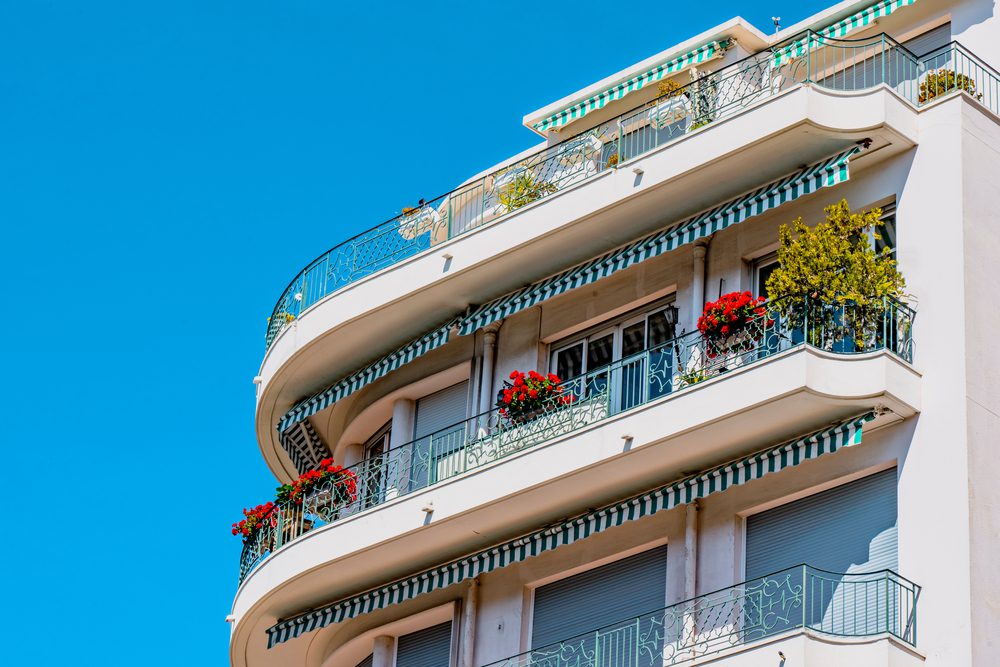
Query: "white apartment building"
229 1 1000 665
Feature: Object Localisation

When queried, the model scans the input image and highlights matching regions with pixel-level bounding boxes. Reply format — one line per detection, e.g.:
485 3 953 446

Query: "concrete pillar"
691 241 709 333
460 577 480 667
478 322 502 416
390 398 415 449
684 500 699 599
373 634 395 667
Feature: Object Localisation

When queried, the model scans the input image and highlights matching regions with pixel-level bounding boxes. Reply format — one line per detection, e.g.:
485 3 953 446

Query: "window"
395 622 454 667
752 252 779 299
531 546 668 664
872 201 897 258
744 469 898 638
358 421 391 508
550 300 678 409
413 381 470 485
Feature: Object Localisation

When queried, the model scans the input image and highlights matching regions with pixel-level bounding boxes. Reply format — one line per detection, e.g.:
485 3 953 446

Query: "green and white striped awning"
533 40 730 133
266 412 874 647
277 318 459 434
459 146 861 336
772 0 918 67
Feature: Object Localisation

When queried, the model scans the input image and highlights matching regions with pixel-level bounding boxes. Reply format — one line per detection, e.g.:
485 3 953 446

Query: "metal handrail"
239 295 915 582
482 565 920 667
263 32 968 350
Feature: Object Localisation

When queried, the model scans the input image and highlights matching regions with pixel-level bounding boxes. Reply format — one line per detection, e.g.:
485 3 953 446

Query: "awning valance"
459 145 860 336
533 40 730 134
266 412 874 647
277 318 459 434
772 0 918 67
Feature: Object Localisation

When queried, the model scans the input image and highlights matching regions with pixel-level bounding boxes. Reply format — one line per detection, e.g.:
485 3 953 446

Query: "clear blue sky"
0 1 832 664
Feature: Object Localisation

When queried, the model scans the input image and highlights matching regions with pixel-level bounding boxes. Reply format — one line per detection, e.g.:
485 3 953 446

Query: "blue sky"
0 1 833 664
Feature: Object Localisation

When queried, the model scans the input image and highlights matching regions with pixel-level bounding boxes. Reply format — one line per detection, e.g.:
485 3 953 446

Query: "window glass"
756 261 778 298
587 333 614 370
647 310 673 348
621 321 646 358
555 343 584 379
875 203 896 257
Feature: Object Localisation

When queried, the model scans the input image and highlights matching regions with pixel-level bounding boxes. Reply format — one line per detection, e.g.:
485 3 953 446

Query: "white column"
684 500 699 599
342 443 364 467
373 634 395 667
691 241 709 332
478 322 502 416
390 398 415 449
460 577 480 667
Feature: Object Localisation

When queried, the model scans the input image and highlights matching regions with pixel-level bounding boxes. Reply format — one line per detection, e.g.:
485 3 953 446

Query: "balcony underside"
234 346 920 648
256 84 921 479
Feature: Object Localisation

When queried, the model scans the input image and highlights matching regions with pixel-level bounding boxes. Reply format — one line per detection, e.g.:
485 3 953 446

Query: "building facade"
229 1 1000 665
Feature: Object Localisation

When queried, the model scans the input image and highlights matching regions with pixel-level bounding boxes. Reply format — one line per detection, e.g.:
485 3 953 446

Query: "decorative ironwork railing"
482 565 920 667
239 296 914 582
263 34 986 350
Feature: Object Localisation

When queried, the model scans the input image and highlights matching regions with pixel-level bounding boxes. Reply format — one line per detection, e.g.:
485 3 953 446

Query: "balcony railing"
263 34 995 350
239 296 914 582
482 565 920 667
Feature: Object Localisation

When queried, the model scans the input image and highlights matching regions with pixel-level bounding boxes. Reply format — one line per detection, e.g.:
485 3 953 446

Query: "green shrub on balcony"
918 68 982 104
765 199 906 350
498 170 557 212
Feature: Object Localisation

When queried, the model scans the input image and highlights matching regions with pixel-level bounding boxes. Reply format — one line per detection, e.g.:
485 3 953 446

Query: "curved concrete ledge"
255 84 923 478
232 347 921 660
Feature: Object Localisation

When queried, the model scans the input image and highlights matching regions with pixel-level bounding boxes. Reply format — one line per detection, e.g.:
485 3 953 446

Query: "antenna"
771 16 781 32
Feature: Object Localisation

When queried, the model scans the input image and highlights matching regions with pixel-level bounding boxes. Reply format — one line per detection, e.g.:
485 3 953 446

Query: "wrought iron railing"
482 565 920 667
239 296 914 581
263 32 981 350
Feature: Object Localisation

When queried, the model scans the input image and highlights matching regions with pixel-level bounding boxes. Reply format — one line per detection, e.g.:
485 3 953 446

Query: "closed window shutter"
396 622 452 667
903 23 951 56
745 468 898 579
531 545 667 650
414 382 470 483
414 382 469 439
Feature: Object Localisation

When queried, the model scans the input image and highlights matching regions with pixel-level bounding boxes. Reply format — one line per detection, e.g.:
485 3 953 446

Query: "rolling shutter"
903 22 951 56
531 545 667 650
745 468 897 579
414 381 470 439
396 622 453 667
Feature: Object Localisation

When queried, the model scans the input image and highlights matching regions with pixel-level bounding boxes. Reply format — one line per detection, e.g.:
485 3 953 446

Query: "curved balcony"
263 35 995 351
483 566 920 667
238 297 915 582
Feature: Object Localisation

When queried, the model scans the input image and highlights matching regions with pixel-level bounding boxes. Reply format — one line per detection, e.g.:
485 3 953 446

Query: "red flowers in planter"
496 370 574 423
232 458 357 540
231 502 277 542
697 291 774 358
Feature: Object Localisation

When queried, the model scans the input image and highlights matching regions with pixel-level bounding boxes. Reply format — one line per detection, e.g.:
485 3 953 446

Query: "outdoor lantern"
663 303 679 326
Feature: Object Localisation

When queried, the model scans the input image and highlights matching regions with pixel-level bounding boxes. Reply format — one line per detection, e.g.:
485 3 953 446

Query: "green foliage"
765 200 906 347
498 170 557 212
918 69 982 104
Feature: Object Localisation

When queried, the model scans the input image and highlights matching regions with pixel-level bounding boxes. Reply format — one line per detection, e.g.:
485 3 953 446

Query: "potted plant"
697 291 773 361
765 200 906 351
497 170 557 212
918 69 982 104
496 370 574 425
232 502 277 544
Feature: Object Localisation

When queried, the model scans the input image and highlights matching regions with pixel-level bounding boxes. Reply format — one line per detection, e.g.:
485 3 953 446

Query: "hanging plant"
496 370 574 424
698 291 773 359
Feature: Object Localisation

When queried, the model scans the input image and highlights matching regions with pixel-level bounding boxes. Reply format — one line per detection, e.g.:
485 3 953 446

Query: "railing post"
885 571 891 636
802 565 808 630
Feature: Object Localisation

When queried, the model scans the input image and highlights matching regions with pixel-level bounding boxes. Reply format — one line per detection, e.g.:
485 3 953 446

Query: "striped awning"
773 0 918 67
533 40 730 133
280 421 329 475
277 318 459 434
459 145 861 336
266 412 874 647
